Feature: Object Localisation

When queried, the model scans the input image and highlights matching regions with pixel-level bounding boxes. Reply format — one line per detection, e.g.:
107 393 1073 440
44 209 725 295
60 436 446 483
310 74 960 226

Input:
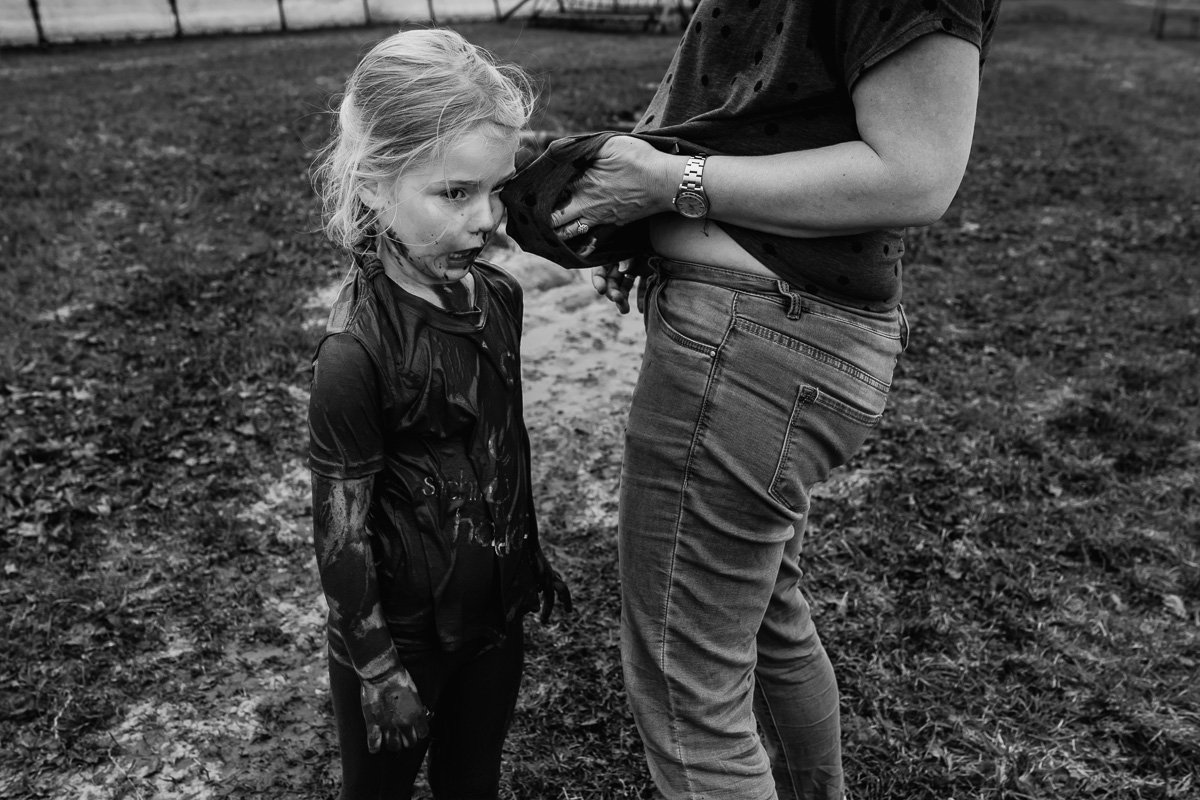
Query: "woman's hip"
625 257 905 531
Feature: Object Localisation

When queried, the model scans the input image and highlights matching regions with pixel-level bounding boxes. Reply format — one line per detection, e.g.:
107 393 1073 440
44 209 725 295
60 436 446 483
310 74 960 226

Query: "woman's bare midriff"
648 215 778 278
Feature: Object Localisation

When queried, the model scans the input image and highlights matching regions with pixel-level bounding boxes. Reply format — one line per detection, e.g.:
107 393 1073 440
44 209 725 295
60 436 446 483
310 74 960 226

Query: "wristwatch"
672 154 709 219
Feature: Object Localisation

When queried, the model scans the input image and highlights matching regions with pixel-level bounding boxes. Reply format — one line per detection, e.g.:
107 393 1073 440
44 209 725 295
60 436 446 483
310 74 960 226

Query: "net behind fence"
0 0 532 46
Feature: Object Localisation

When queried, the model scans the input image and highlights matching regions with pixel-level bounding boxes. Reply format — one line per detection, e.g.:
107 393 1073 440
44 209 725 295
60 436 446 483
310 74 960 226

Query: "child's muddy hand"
531 545 573 624
360 668 429 752
590 262 637 314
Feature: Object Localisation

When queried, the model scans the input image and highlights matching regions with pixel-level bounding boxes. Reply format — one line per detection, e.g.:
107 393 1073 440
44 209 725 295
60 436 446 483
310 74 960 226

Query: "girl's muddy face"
369 125 519 285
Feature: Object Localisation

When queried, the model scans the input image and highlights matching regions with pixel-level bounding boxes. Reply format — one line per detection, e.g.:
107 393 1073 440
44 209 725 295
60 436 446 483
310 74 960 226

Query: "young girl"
307 28 571 800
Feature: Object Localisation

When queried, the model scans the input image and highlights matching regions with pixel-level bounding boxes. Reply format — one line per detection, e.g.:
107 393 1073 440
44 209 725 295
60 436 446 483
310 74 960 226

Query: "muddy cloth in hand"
501 131 696 270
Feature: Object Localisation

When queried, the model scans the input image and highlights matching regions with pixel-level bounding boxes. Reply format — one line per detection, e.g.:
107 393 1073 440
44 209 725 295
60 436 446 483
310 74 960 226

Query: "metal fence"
1 0 537 47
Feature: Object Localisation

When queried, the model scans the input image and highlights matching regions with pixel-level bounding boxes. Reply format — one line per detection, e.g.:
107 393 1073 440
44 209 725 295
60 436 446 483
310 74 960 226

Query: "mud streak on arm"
311 473 401 682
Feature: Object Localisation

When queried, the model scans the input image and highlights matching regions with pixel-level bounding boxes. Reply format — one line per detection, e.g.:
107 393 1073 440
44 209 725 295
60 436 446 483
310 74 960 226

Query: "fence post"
277 0 289 31
165 0 182 37
25 0 45 46
427 0 439 24
499 0 540 22
363 0 372 24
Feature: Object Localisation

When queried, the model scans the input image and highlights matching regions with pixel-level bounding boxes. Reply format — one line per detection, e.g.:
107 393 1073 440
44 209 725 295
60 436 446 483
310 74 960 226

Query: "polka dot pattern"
504 0 999 311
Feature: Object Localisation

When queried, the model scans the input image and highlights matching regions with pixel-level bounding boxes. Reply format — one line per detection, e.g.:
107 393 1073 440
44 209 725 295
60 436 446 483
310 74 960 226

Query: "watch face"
675 190 707 219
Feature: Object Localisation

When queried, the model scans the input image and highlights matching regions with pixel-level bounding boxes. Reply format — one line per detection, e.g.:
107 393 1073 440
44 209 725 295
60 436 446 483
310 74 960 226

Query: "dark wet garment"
308 255 538 657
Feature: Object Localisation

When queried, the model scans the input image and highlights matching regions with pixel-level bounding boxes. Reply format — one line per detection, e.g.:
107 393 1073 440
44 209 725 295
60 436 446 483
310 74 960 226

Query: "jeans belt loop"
643 256 663 294
775 280 803 321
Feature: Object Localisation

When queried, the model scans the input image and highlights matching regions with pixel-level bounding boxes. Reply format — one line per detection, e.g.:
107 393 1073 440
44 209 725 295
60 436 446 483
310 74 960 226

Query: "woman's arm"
553 33 981 238
311 473 428 751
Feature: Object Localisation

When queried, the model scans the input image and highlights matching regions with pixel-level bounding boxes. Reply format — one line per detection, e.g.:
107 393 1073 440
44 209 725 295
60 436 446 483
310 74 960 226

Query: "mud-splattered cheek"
407 219 453 278
408 252 445 279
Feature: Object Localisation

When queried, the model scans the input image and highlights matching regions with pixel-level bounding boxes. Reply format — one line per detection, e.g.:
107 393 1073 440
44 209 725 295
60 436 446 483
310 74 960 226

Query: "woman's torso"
649 215 778 278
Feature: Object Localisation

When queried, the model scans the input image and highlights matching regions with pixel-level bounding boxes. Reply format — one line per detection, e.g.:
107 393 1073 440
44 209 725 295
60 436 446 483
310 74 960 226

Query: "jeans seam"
769 385 817 511
755 682 799 800
658 295 733 800
733 318 892 394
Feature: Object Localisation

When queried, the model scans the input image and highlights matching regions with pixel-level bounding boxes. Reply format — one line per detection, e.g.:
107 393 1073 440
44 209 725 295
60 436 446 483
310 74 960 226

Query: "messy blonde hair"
314 28 535 251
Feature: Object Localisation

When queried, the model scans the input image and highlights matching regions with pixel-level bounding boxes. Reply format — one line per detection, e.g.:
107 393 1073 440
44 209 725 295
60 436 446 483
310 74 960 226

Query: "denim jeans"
619 259 906 800
328 625 524 800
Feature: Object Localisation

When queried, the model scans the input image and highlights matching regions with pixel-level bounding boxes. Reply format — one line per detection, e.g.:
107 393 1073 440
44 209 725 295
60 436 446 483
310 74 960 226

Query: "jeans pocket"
769 382 883 513
651 277 726 355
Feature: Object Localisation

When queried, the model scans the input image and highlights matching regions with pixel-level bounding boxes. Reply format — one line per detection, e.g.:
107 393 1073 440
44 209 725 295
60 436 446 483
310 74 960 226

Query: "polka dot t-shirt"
636 0 1001 311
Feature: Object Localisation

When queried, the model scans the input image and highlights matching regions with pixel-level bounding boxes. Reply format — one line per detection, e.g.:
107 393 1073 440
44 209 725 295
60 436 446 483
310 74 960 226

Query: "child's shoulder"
324 265 382 337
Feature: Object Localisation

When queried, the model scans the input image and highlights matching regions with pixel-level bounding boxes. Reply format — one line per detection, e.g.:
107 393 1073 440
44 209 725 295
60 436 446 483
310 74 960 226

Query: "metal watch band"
679 154 707 191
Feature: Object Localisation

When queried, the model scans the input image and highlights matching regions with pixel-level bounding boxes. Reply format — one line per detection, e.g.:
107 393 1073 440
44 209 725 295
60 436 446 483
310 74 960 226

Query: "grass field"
1 1 1199 798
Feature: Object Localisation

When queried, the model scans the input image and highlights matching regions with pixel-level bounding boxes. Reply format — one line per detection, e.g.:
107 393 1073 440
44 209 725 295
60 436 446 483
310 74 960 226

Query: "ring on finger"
575 220 590 236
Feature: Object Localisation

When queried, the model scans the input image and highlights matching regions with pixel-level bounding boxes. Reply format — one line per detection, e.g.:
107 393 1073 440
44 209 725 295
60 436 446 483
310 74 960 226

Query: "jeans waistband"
647 257 907 350
649 256 820 320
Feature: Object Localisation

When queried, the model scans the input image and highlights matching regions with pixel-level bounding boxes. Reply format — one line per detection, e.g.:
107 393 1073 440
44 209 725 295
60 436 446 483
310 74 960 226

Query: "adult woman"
509 2 1001 797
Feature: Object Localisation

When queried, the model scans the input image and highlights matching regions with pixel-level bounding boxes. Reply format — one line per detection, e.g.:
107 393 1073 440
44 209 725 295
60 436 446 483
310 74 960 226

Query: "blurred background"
2 0 551 46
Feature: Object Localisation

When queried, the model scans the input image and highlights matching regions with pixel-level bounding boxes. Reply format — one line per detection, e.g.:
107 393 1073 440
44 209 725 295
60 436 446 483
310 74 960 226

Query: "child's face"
371 124 518 285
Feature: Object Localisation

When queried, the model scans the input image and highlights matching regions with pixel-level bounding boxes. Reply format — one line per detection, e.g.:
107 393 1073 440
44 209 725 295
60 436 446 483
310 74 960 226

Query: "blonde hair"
315 28 535 251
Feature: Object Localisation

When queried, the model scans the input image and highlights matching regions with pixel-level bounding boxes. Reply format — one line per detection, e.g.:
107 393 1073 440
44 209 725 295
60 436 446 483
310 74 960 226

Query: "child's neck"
377 247 477 315
431 279 477 315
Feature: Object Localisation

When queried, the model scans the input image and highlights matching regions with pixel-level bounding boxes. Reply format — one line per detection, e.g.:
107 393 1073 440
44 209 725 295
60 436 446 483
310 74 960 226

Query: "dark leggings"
328 626 525 800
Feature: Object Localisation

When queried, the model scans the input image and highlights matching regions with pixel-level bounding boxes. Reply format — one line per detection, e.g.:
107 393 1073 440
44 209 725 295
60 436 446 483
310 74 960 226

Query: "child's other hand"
531 545 573 624
360 668 430 752
590 260 648 315
590 263 634 314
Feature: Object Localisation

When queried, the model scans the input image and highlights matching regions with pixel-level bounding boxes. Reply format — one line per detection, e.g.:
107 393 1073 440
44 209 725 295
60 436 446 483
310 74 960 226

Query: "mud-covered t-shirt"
308 258 534 654
636 0 1002 310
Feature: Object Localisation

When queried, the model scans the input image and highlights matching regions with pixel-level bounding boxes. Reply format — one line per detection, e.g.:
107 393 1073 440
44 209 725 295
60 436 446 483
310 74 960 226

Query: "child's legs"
328 655 429 800
426 626 525 799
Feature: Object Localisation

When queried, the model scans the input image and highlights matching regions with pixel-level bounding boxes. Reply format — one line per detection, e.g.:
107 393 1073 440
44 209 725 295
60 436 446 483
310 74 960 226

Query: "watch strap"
674 154 709 217
680 154 707 192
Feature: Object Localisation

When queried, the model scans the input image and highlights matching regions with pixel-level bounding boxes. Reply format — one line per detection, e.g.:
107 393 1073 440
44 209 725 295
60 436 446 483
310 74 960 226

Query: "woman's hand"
550 136 677 239
360 667 430 752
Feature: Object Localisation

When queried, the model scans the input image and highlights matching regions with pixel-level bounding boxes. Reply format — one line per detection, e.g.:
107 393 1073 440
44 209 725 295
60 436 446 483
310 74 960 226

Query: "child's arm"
311 472 430 751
